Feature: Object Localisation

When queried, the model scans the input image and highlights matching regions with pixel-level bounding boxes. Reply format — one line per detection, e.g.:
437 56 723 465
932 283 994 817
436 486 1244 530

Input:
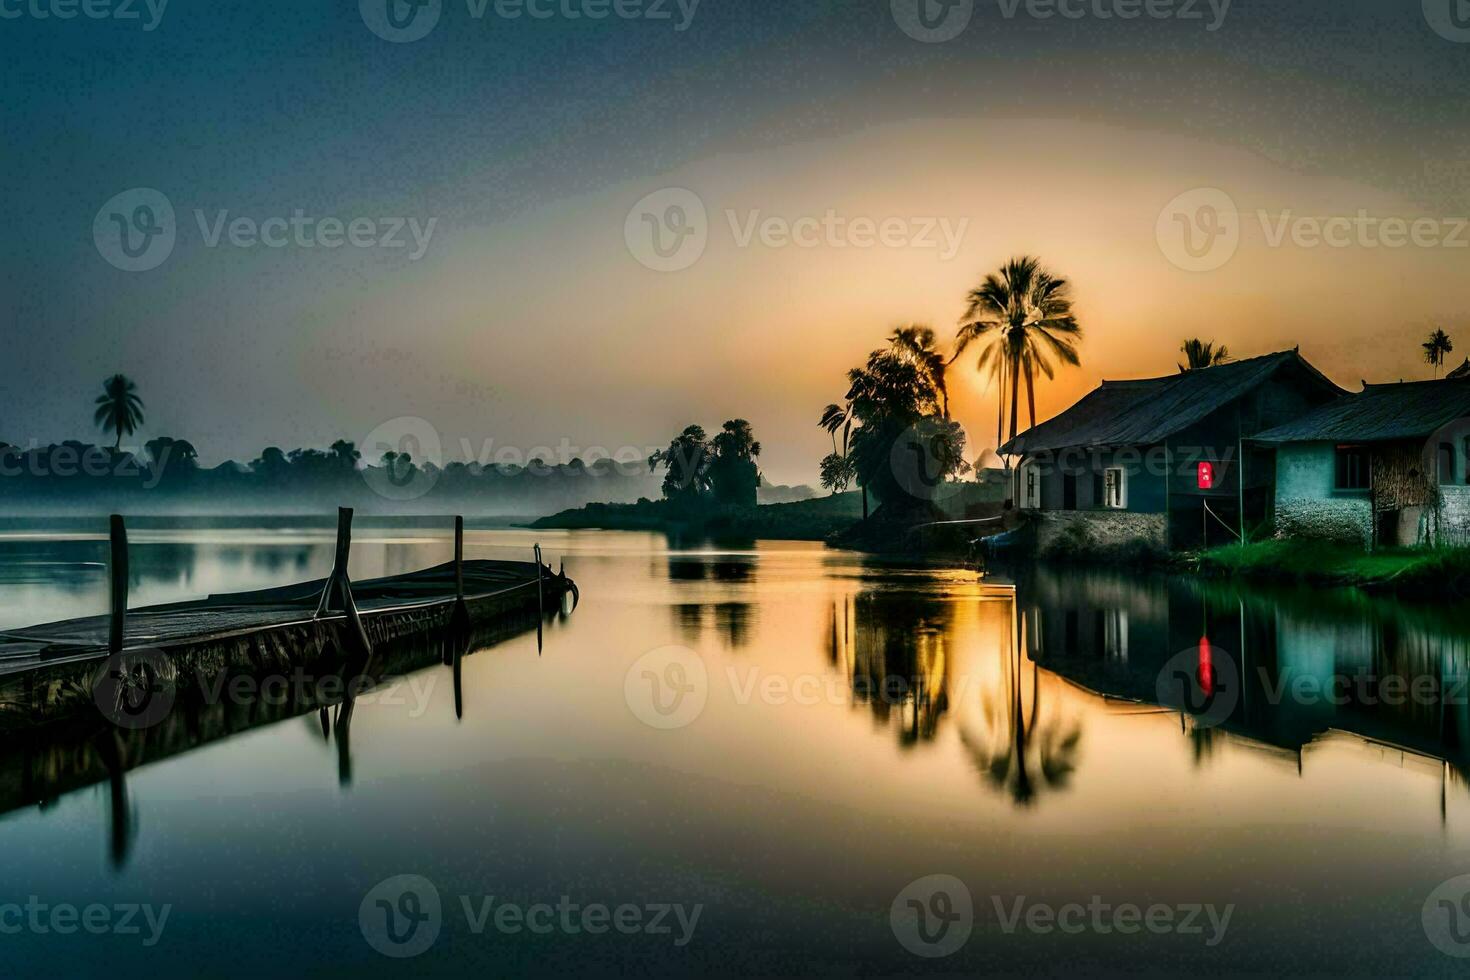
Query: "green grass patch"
1197 538 1470 597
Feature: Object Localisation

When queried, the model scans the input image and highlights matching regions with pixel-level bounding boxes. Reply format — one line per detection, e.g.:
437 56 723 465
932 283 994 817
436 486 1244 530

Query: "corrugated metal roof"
1252 378 1470 444
1002 351 1340 454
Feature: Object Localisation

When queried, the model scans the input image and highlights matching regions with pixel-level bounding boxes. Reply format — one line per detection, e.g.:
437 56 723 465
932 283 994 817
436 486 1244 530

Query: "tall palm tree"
887 325 951 418
1424 329 1454 378
1178 338 1232 372
93 374 145 451
953 256 1082 450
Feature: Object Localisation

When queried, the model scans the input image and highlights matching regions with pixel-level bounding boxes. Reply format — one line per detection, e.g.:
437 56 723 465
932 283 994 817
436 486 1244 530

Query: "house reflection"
1014 565 1470 804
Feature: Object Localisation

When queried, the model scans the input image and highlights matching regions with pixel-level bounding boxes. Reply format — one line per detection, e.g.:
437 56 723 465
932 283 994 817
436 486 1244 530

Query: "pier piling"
108 515 128 654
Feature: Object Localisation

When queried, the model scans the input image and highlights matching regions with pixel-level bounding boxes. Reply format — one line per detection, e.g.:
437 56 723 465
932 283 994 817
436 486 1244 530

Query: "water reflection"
960 607 1083 807
665 548 758 649
828 590 953 745
0 605 560 869
1013 564 1470 812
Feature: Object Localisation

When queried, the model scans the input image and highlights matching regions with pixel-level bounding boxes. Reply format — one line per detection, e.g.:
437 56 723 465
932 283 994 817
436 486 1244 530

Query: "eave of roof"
1000 351 1343 455
1251 377 1470 444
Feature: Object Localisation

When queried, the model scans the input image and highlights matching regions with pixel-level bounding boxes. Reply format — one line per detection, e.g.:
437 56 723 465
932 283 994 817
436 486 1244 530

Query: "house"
1448 358 1470 380
1251 378 1470 548
1000 350 1346 552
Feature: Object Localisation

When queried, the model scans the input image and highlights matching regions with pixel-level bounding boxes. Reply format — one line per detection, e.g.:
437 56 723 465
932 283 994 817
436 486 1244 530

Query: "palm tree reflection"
829 593 951 745
959 606 1082 807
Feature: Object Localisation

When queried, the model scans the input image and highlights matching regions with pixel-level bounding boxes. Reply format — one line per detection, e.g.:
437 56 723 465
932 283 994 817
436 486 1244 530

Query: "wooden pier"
0 508 576 732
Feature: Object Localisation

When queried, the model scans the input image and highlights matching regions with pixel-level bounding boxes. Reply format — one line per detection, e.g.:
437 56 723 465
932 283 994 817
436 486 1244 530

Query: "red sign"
1197 461 1214 490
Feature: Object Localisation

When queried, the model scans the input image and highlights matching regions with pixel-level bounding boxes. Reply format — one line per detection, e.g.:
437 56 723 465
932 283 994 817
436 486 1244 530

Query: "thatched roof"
1002 351 1342 454
1252 378 1470 444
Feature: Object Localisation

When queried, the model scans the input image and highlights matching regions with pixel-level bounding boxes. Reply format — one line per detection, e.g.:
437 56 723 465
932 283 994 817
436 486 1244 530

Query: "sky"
3 0 1469 485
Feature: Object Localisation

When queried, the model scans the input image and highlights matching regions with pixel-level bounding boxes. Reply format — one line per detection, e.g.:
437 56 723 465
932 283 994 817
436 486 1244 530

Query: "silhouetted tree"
819 451 857 494
1178 338 1231 372
708 419 762 506
846 346 961 507
888 325 952 418
93 374 145 450
953 256 1082 448
1425 329 1455 378
648 425 712 502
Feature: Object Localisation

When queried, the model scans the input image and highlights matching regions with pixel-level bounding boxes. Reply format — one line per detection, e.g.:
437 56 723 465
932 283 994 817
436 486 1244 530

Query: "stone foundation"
1033 511 1167 559
1437 487 1470 548
1274 496 1372 548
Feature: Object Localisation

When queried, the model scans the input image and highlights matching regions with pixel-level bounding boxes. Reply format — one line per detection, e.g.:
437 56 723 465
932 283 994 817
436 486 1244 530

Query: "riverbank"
1196 539 1470 598
528 493 865 541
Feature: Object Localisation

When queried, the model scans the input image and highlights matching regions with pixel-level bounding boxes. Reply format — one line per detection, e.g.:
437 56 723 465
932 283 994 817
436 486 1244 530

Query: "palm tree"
887 325 951 418
819 401 863 516
953 256 1082 451
1424 329 1454 378
1178 338 1232 372
92 374 145 451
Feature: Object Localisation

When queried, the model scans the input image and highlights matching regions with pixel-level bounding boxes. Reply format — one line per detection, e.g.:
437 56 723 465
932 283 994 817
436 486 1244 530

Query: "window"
1464 438 1470 485
1334 446 1369 491
1440 443 1456 487
1103 467 1127 509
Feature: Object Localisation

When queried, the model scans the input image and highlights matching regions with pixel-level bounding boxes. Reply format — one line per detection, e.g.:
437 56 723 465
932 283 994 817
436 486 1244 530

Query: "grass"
1197 538 1470 597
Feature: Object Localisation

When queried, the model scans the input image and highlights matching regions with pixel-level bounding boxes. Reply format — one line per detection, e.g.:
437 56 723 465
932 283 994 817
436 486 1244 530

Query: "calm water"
2 521 1470 977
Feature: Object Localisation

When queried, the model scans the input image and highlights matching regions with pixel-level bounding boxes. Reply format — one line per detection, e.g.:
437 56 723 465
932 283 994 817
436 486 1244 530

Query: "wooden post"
315 508 372 656
109 515 128 654
534 544 544 614
316 508 353 617
454 516 464 601
534 543 544 654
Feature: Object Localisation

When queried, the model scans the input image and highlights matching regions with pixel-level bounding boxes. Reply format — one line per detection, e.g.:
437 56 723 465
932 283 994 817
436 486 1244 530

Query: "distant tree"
93 374 145 451
329 439 361 471
708 419 762 506
252 446 289 478
954 256 1082 449
648 425 713 502
1178 338 1232 372
1424 329 1455 378
819 402 861 512
145 436 198 481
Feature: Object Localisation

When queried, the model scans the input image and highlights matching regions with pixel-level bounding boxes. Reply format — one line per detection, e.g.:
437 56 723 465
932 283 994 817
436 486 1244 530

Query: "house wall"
1273 442 1372 547
1025 447 1167 514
